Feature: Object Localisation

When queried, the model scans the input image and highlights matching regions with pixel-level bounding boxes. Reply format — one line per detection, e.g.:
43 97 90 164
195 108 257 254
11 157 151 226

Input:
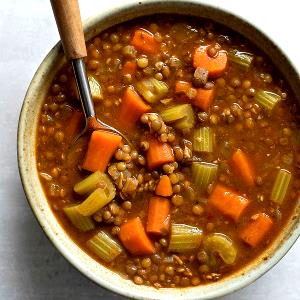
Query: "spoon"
50 0 129 144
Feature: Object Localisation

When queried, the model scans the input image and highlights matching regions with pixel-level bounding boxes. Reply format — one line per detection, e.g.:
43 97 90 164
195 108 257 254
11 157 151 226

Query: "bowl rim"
18 1 300 299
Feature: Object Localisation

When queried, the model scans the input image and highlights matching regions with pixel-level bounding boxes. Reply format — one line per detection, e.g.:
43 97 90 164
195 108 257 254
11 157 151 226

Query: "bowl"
18 1 300 299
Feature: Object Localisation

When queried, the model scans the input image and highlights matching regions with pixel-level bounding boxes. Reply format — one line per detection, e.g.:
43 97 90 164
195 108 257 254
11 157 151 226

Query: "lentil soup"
36 15 300 288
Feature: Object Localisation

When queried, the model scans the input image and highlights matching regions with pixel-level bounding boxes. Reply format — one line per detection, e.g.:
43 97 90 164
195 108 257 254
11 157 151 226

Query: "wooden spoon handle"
50 0 87 59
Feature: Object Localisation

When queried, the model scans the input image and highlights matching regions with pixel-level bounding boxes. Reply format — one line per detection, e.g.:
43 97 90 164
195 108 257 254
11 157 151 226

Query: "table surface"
0 0 299 299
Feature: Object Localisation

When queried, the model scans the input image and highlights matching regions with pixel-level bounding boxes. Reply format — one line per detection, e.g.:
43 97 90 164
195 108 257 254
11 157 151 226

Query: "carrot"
239 213 273 247
193 45 227 78
155 175 173 197
147 196 170 235
122 60 137 75
119 217 155 255
82 130 122 172
175 81 192 94
65 110 83 139
146 138 175 170
208 184 250 222
231 149 255 186
118 87 151 129
131 28 160 54
193 88 215 111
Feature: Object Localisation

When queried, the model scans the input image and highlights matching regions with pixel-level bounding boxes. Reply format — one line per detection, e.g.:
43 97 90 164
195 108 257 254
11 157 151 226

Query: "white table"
0 0 299 299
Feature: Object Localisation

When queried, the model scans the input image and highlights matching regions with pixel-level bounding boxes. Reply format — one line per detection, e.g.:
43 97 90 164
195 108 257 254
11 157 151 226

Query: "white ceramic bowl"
18 1 300 299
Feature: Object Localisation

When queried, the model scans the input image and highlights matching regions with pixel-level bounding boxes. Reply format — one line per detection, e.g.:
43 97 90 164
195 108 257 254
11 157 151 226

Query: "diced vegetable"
146 138 175 170
160 104 195 130
122 60 137 75
208 184 250 222
147 196 170 235
65 110 83 139
192 162 218 193
168 224 203 253
119 217 155 255
88 75 103 102
136 78 168 103
270 169 292 204
131 28 160 54
193 127 214 153
82 130 122 172
74 170 116 196
231 149 255 186
63 204 95 231
193 88 215 111
175 81 192 94
239 213 273 247
254 90 281 111
204 233 237 264
228 50 253 70
77 187 115 216
119 87 151 128
155 175 173 197
87 231 123 263
193 45 227 78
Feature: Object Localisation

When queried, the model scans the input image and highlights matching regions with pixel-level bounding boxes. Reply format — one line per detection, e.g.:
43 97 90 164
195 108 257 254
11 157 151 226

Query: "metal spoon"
50 0 129 144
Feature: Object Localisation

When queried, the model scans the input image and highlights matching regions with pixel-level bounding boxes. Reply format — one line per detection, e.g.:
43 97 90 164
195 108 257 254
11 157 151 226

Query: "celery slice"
88 75 103 102
270 169 292 204
63 204 95 231
254 90 281 111
160 104 195 130
193 127 214 152
74 171 116 197
228 50 253 70
136 78 168 103
204 233 237 264
77 187 114 216
87 231 123 263
192 162 218 192
168 224 203 253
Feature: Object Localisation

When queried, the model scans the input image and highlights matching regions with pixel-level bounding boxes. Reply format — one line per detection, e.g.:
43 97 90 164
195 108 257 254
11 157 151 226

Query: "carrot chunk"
146 196 170 235
122 60 137 75
239 213 273 247
119 217 155 255
131 29 160 54
231 149 255 186
118 87 151 129
175 81 192 94
193 88 215 111
208 184 250 222
193 45 227 78
65 110 83 140
146 138 175 170
82 131 122 172
155 175 173 197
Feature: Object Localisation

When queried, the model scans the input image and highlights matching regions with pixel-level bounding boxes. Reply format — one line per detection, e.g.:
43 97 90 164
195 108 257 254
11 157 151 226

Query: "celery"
228 50 253 70
193 127 214 152
271 169 292 204
63 204 95 231
168 224 203 253
77 187 114 216
254 90 281 111
192 162 218 192
136 78 168 103
74 171 116 197
87 231 123 263
88 75 103 102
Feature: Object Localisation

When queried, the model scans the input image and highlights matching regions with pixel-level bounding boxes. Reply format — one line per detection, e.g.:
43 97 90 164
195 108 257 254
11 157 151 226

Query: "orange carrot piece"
118 87 151 129
231 149 255 186
239 213 273 247
155 175 173 197
119 217 155 255
131 28 160 54
147 196 170 235
122 60 137 75
208 184 250 222
65 110 83 139
146 138 175 170
193 88 215 111
82 130 122 172
193 45 227 78
175 81 192 94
